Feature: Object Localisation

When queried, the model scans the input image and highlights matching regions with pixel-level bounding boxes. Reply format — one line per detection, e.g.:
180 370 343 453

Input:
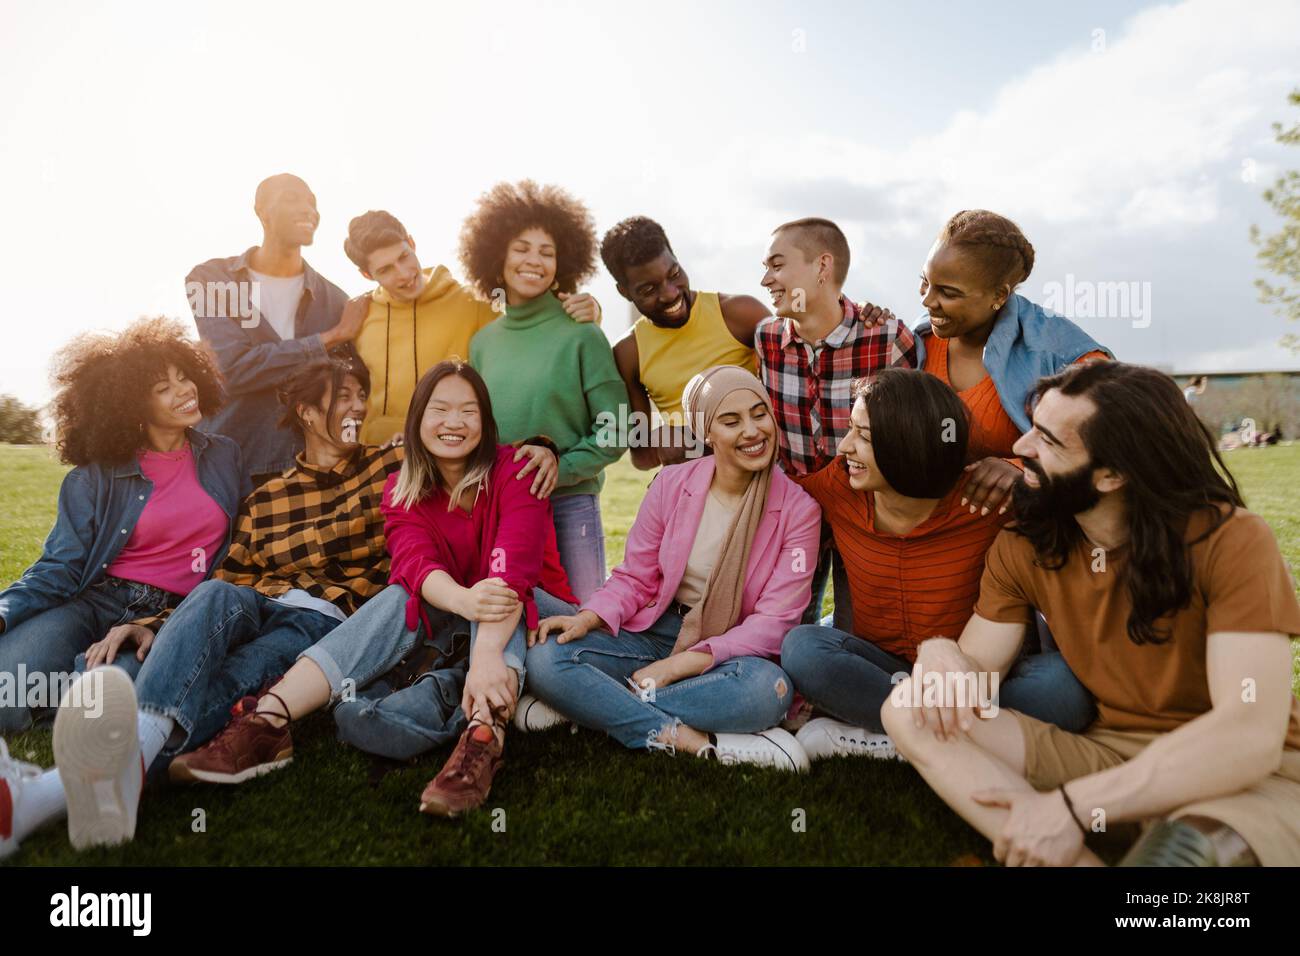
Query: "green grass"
3 443 1299 866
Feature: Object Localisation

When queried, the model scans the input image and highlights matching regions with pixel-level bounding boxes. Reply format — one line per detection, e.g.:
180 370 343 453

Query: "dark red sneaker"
418 723 503 817
169 696 293 784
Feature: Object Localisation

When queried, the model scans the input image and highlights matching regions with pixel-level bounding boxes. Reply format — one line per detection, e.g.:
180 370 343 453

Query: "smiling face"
707 388 776 474
144 363 202 432
257 175 320 247
918 240 1008 340
1011 388 1106 514
324 373 368 447
503 226 557 304
836 396 886 493
365 237 426 302
418 374 483 463
762 229 825 318
619 249 692 325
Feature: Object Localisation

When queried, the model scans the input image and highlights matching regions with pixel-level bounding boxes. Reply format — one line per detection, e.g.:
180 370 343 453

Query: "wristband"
1059 784 1090 837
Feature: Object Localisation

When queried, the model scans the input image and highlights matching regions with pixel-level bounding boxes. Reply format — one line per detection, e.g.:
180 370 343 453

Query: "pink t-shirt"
105 445 230 596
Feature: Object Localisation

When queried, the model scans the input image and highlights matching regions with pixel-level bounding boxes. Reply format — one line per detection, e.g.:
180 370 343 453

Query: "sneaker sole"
169 752 293 785
419 764 500 818
53 668 140 851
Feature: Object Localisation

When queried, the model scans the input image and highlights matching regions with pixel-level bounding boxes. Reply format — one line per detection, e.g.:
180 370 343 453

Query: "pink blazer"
582 456 822 668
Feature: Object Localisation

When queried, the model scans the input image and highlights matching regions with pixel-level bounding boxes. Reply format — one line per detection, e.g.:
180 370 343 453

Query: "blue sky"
1 0 1298 407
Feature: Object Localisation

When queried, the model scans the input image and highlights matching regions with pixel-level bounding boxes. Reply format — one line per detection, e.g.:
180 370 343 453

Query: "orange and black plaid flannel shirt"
134 444 404 632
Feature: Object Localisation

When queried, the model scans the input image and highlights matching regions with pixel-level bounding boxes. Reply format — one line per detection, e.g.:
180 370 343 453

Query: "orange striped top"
922 333 1110 461
793 458 1009 662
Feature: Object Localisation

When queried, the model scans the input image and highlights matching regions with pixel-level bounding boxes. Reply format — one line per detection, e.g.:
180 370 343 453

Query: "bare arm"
1064 630 1294 824
718 293 771 348
612 333 688 469
906 614 1028 738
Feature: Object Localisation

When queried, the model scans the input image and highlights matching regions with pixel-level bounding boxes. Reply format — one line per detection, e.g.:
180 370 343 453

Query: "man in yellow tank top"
600 217 769 469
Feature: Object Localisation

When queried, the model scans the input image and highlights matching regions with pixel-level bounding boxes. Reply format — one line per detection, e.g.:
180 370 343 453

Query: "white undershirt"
248 268 305 341
674 489 739 607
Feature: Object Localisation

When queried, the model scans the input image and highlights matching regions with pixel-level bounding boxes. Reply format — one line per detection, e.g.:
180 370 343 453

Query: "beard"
1012 459 1101 520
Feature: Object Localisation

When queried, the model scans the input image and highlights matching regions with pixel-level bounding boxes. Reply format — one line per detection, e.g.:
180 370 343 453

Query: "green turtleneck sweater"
469 291 627 497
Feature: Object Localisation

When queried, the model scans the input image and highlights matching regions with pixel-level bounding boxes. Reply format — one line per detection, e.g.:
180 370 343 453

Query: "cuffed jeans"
550 492 606 603
103 579 340 755
527 591 795 750
300 583 529 761
0 577 179 733
781 624 1097 734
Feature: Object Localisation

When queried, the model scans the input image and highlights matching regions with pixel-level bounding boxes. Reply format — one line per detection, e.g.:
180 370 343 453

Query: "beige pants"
1013 711 1300 867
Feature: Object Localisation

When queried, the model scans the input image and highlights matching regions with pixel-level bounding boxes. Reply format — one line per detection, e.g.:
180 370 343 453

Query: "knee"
741 658 796 724
522 638 568 689
190 577 235 600
333 699 429 761
780 625 834 680
179 578 241 615
880 678 922 752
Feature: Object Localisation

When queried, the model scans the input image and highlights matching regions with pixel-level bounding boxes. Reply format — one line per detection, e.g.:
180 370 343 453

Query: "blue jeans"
110 579 340 754
0 577 179 733
781 624 1096 734
301 583 530 761
526 591 795 750
550 493 606 603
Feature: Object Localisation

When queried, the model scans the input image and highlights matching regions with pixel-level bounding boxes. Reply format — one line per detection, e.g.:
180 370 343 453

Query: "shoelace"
837 732 894 755
447 724 497 781
0 738 42 789
199 697 288 762
714 740 778 767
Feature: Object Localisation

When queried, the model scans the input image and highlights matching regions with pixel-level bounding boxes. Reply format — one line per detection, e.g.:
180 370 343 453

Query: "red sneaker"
169 694 293 784
418 723 504 818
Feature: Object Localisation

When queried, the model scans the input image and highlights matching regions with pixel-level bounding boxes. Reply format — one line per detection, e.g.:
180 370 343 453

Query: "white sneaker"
1 738 43 860
53 667 143 850
513 694 569 733
796 717 899 761
702 728 810 773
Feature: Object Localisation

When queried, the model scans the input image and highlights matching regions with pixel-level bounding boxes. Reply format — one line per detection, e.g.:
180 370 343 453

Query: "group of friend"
1 174 1298 868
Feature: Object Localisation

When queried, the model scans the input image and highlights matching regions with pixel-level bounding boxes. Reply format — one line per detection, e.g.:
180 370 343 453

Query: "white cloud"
671 0 1300 372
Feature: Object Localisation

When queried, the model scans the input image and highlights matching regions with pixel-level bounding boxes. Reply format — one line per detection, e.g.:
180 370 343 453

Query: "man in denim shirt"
185 173 367 481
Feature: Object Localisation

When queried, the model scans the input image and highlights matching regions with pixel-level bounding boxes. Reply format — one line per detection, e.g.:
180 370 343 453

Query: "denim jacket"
186 247 349 475
0 430 249 632
914 293 1112 434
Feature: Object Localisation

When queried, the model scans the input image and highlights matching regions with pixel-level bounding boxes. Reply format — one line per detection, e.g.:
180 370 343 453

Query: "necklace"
147 441 190 462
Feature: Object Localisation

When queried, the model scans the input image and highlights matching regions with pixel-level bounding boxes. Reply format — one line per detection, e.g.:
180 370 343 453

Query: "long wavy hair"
389 360 499 512
50 316 224 466
1012 362 1243 645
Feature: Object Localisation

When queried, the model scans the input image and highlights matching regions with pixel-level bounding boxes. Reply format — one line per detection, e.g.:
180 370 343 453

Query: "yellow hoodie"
354 265 497 444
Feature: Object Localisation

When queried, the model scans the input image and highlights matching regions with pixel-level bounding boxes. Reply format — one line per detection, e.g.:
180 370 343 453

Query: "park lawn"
1 442 1298 866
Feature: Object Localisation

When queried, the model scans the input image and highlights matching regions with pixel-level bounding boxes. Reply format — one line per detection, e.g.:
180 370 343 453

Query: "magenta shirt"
105 445 230 596
380 445 577 634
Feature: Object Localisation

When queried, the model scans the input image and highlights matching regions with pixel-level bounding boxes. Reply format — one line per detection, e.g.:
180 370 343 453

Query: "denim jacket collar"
230 246 328 307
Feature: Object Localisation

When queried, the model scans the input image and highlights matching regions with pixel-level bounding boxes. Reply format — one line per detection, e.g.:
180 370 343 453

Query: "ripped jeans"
550 492 606 603
526 592 794 750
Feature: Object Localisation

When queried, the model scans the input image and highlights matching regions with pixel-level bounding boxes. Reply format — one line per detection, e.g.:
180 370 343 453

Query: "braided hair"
937 210 1035 290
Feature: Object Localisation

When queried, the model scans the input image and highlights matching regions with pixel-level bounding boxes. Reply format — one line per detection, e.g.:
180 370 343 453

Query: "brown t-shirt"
976 507 1300 747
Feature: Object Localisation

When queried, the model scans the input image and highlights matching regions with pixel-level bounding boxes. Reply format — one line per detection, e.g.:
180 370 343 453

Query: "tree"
0 394 44 444
1251 89 1300 352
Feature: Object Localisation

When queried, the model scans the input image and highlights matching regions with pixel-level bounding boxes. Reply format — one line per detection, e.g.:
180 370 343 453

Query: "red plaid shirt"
756 297 917 476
